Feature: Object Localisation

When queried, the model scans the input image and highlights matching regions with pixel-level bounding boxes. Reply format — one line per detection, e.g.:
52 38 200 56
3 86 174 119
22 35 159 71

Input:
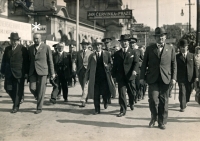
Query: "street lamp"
181 9 184 16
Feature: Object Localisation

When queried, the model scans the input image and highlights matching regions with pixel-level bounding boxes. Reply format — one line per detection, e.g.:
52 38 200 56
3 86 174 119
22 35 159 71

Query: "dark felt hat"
102 38 112 43
80 39 89 45
129 37 138 43
52 44 58 48
8 32 21 40
153 27 167 36
179 39 188 47
118 35 130 41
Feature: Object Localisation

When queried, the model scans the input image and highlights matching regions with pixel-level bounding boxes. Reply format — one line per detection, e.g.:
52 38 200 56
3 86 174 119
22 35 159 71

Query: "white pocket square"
130 55 134 58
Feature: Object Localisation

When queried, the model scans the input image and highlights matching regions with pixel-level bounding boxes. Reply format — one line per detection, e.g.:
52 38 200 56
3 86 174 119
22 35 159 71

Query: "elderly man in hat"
28 33 55 114
85 39 116 114
140 27 177 129
176 39 197 112
129 37 144 102
76 39 93 107
102 38 112 51
112 35 139 117
1 32 29 113
49 43 72 104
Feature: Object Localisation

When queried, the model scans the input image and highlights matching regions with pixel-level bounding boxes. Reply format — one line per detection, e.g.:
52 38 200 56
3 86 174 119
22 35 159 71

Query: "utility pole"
186 0 195 32
76 0 79 51
197 0 200 45
156 0 159 27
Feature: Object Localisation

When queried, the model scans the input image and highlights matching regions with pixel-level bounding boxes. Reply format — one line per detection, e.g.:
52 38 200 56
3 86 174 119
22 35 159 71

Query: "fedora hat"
179 39 188 47
129 37 138 43
52 44 58 48
153 27 167 36
80 39 89 45
96 38 104 44
8 32 21 40
102 38 112 43
118 35 130 41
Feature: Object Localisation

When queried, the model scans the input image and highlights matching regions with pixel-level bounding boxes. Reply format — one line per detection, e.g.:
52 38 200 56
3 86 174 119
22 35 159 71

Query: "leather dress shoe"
158 124 166 130
20 99 24 104
11 108 18 113
79 102 85 107
104 103 108 109
149 119 156 128
180 108 185 112
93 111 100 115
34 110 42 114
49 99 56 104
117 112 125 117
130 105 134 110
64 99 68 103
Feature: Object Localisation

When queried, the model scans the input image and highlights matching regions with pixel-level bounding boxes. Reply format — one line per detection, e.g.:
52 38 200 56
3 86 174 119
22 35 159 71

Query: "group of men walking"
0 26 198 130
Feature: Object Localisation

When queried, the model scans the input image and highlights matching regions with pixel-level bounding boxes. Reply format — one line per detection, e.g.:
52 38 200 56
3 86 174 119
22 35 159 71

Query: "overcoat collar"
93 50 106 62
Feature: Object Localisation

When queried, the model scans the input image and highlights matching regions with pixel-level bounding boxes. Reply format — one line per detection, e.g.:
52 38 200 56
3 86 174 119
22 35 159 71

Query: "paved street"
0 82 200 141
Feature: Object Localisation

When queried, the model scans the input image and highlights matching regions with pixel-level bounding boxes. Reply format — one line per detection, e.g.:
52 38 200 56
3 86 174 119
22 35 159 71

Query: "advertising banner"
87 10 132 20
0 18 31 41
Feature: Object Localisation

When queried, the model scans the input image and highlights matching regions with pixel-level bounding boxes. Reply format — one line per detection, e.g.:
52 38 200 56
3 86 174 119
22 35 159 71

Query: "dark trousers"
5 75 25 109
94 80 110 112
29 73 47 110
51 75 68 101
135 74 141 100
148 78 169 125
118 79 136 114
178 81 194 109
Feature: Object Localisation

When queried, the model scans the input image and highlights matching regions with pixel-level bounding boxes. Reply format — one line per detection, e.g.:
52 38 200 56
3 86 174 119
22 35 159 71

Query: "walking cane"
174 82 176 100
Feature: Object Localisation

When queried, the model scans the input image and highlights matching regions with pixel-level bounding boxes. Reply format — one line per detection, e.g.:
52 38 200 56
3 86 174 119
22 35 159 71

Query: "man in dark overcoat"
85 39 116 114
112 35 139 117
49 43 72 104
1 32 29 113
176 39 197 112
140 27 177 130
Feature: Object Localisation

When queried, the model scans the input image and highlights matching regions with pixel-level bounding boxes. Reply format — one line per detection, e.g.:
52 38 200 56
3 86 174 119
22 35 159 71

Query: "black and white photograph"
0 0 199 141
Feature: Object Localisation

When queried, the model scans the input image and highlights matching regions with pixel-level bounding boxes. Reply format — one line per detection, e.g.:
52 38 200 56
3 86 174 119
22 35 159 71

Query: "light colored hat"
95 38 104 44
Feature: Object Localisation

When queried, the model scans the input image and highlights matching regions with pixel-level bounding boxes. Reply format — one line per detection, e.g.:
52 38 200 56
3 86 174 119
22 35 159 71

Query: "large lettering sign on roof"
87 10 132 20
0 18 31 41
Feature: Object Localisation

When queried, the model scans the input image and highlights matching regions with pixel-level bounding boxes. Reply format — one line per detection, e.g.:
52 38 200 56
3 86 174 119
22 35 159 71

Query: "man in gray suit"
28 33 55 114
76 39 93 107
140 27 177 129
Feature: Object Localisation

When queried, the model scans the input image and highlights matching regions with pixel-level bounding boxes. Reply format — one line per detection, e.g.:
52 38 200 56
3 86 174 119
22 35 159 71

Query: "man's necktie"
83 50 86 58
123 49 126 57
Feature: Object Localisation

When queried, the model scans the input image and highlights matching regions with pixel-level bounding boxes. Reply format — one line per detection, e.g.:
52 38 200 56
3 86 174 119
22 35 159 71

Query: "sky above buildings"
57 0 197 30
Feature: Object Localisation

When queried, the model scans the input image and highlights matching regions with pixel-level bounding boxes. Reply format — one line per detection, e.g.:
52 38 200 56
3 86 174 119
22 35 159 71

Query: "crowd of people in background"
0 26 200 130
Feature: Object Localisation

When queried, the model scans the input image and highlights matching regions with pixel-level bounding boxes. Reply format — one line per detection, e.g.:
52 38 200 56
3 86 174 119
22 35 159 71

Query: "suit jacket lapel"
119 48 124 59
179 53 185 62
153 44 160 58
36 43 43 54
80 50 83 59
93 52 97 61
12 44 20 55
124 48 131 62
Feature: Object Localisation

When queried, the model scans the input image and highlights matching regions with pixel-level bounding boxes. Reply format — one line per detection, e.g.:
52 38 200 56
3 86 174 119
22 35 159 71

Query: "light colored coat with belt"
85 51 116 99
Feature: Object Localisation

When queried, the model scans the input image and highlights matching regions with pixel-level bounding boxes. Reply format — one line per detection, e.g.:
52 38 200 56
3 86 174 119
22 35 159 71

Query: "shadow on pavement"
126 117 200 123
56 119 148 128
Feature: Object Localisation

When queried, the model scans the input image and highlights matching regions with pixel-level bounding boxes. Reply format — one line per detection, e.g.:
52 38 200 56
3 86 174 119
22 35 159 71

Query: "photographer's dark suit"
112 47 139 115
50 51 72 102
176 52 197 109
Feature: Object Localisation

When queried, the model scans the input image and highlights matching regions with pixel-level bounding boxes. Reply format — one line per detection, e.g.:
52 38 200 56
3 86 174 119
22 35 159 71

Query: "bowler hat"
57 42 65 47
153 27 167 36
52 44 58 48
8 32 21 40
96 38 104 44
118 35 130 41
129 37 138 43
179 39 188 47
80 39 89 45
102 38 112 43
